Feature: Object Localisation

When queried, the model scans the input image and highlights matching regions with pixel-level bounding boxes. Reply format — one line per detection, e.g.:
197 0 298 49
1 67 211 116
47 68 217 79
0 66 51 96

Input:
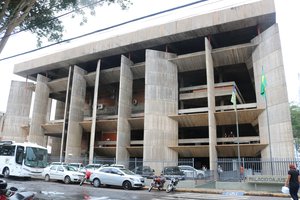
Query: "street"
3 178 290 200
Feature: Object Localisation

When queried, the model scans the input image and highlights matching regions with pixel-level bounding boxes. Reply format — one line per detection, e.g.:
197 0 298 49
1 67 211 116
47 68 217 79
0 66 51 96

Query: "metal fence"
217 157 299 181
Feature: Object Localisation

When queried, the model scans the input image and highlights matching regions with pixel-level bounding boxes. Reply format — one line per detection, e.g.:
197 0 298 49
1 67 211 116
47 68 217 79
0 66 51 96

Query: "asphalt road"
1 178 290 200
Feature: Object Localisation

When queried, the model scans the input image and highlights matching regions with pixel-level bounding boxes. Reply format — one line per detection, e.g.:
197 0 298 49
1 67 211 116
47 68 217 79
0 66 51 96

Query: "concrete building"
0 0 294 172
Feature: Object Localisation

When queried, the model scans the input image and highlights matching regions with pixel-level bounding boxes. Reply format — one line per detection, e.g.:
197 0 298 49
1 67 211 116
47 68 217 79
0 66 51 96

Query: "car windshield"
24 147 48 168
120 168 135 175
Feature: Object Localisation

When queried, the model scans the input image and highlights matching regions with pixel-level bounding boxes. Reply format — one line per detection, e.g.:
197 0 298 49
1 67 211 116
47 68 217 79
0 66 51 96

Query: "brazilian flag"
260 67 267 96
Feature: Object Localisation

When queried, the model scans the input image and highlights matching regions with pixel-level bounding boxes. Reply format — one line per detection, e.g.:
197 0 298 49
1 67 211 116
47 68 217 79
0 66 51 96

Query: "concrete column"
1 81 33 142
89 60 101 164
205 38 217 172
252 24 294 158
28 74 50 146
65 66 86 162
48 100 65 157
143 49 178 174
116 55 133 168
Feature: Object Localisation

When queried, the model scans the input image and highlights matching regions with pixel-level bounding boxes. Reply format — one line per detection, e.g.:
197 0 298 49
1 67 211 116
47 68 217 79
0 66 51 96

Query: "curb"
145 186 290 198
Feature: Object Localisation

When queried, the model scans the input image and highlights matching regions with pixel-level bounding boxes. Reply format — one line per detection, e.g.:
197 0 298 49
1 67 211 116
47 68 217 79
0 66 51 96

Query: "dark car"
161 166 185 180
132 166 154 178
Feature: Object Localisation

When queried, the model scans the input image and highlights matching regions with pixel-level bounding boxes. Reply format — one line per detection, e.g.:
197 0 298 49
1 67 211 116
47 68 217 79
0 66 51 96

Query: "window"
15 146 24 164
0 145 15 156
50 166 57 171
57 166 64 172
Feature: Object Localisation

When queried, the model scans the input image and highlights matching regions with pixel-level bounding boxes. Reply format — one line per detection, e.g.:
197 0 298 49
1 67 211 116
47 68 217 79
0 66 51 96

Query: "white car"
42 164 85 184
178 165 206 179
90 167 145 190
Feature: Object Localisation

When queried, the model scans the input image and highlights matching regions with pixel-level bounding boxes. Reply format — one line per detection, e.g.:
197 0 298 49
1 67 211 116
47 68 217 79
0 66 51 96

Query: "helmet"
0 179 7 189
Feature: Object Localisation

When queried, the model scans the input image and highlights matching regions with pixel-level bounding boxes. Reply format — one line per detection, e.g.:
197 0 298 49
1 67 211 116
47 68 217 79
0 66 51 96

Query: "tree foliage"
0 0 131 54
290 103 300 143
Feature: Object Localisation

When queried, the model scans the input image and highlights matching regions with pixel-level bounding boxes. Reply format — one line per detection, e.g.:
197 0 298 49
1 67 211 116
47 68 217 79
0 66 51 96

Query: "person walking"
80 170 92 186
285 163 300 200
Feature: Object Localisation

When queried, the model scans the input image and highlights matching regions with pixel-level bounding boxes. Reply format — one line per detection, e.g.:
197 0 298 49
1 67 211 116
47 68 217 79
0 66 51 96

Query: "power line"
0 0 210 62
0 0 113 40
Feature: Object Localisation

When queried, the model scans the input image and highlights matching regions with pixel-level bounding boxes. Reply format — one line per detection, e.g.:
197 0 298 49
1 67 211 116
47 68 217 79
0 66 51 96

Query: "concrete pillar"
65 66 86 162
252 24 294 158
205 38 217 172
89 60 101 164
48 100 65 157
28 74 50 146
116 55 133 168
1 81 33 142
143 49 178 174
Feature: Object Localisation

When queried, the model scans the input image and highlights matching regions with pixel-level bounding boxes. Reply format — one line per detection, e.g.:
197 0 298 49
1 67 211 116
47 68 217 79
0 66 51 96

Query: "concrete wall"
28 75 50 146
252 24 294 158
143 49 178 174
116 55 133 167
1 81 33 142
65 66 87 162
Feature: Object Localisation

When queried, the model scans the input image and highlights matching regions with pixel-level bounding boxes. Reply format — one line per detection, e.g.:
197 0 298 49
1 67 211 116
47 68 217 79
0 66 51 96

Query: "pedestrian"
80 170 92 186
240 165 244 181
285 163 300 200
217 165 223 180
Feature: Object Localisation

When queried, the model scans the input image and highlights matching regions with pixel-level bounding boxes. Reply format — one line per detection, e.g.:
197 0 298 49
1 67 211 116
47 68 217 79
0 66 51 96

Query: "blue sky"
0 0 299 112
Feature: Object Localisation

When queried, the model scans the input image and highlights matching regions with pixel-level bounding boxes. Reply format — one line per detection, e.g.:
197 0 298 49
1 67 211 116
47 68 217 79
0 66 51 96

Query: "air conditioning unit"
97 104 104 110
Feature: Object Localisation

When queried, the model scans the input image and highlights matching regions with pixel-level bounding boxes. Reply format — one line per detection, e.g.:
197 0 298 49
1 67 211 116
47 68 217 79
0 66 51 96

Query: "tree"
0 0 131 54
290 103 300 144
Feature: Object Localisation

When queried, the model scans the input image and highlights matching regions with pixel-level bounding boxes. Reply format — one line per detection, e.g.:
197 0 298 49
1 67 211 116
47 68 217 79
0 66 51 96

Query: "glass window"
15 146 24 165
50 166 57 171
0 145 15 156
57 166 64 172
24 147 48 168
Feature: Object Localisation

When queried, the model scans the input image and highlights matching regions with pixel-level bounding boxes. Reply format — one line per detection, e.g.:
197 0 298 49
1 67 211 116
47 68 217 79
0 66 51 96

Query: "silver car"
42 164 85 184
178 165 206 179
90 167 145 190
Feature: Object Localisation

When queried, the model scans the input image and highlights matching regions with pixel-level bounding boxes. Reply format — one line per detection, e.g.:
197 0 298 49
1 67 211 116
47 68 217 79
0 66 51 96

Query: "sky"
0 0 299 113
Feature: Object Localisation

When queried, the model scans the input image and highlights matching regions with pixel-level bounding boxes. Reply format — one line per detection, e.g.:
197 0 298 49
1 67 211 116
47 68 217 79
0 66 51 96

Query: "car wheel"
93 178 101 187
45 174 50 182
64 176 71 184
3 167 10 178
166 184 173 193
197 174 204 179
122 180 132 190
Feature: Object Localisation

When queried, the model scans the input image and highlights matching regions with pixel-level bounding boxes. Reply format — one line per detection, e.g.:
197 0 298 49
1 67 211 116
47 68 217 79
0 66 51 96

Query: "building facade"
0 0 294 173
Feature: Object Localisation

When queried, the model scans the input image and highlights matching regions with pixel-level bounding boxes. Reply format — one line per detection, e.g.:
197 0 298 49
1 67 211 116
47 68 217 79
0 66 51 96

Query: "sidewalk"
175 187 290 198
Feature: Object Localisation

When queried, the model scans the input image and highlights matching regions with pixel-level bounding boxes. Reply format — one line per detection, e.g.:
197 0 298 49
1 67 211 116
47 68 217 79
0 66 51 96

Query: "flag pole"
264 91 274 175
261 66 273 175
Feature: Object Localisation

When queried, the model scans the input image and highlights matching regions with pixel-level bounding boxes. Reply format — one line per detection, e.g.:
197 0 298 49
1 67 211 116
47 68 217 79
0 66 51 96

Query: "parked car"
161 166 185 180
131 166 154 178
178 165 205 179
68 162 84 171
82 164 103 173
42 164 85 184
90 166 145 190
110 164 125 169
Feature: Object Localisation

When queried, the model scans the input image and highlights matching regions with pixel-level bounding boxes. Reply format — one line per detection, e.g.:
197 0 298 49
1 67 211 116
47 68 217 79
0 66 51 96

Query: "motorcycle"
165 177 179 193
148 175 165 192
0 179 35 200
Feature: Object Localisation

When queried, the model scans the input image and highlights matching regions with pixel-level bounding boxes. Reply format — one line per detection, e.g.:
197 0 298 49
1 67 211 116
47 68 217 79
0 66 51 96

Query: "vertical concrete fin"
116 55 133 168
65 66 87 162
89 59 101 164
2 81 33 142
205 37 217 172
252 23 294 159
29 74 50 146
143 49 178 174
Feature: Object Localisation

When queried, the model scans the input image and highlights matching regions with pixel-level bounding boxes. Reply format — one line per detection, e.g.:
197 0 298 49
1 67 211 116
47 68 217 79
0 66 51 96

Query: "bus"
0 141 48 178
